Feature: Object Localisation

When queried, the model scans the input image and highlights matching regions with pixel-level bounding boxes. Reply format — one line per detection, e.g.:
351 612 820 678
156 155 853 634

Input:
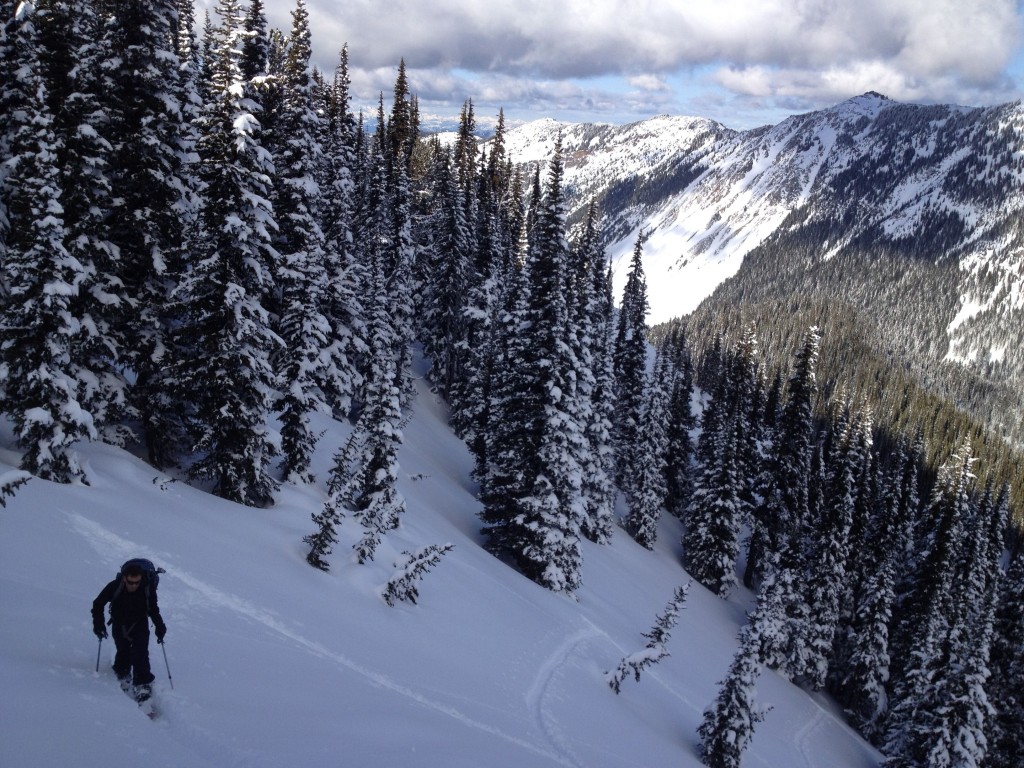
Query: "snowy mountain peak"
503 94 1024 446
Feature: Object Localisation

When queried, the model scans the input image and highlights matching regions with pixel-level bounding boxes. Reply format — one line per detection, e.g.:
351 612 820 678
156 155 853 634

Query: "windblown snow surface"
0 353 881 768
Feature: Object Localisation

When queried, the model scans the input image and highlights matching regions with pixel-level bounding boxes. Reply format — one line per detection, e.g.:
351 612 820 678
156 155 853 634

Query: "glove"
155 624 166 644
94 625 108 640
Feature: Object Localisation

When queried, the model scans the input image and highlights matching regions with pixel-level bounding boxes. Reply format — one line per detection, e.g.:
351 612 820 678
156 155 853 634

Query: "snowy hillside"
0 353 881 768
500 93 1024 339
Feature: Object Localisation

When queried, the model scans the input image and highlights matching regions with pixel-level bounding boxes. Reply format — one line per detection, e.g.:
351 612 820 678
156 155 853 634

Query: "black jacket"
92 576 166 635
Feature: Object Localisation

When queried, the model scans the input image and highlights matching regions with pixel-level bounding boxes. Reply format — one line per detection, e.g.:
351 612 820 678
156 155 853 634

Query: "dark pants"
112 621 154 686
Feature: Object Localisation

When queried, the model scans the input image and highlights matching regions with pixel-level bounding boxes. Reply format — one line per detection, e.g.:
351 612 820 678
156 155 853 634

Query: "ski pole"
95 637 102 673
160 641 174 690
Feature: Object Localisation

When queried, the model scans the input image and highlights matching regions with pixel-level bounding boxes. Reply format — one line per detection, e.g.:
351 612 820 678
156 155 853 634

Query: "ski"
121 681 158 719
138 697 158 720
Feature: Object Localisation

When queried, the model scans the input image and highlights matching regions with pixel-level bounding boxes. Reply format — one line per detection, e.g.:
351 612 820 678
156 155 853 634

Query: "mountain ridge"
497 93 1024 454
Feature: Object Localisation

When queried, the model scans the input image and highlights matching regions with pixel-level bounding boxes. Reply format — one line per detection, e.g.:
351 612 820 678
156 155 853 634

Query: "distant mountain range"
499 92 1024 452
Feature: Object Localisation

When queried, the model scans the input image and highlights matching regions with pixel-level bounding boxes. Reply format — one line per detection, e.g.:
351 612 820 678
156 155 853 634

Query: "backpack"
112 558 165 604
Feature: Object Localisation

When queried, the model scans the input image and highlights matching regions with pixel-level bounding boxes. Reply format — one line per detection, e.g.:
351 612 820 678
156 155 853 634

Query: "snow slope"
500 94 1024 342
0 354 881 768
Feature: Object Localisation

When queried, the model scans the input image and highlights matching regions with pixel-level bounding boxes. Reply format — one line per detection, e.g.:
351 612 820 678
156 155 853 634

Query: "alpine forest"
1 2 1022 767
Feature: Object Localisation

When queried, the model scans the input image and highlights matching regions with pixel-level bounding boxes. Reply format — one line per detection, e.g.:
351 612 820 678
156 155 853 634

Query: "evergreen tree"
349 247 406 564
317 45 363 417
273 0 331 484
478 136 584 592
386 160 418 408
622 353 670 549
476 236 533 556
841 548 895 740
986 524 1024 768
386 58 417 176
238 0 269 82
754 326 821 679
832 430 913 740
304 435 352 571
684 330 759 596
607 583 691 693
36 0 126 445
573 203 615 544
698 620 771 768
101 0 195 467
0 0 96 482
887 430 928 682
515 134 584 592
613 235 650 496
383 544 455 606
883 439 978 768
800 401 871 690
451 125 516 466
663 330 696 521
923 483 1005 768
418 144 470 399
176 0 280 506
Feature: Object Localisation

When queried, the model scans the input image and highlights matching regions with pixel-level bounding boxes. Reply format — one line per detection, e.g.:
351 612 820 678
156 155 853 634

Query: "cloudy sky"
203 0 1024 131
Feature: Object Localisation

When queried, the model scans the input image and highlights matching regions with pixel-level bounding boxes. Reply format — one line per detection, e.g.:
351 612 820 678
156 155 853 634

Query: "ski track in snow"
67 511 576 767
796 706 828 768
525 626 606 768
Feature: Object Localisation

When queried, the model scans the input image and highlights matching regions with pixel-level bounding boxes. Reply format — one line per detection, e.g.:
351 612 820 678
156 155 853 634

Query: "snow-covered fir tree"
800 400 871 691
174 0 281 506
382 544 454 606
478 136 588 592
272 0 333 484
622 351 671 549
830 429 917 740
349 247 406 565
101 0 195 467
698 619 770 768
315 45 364 418
662 328 696 521
452 136 520 476
378 118 418 408
612 235 650 498
883 439 979 768
304 435 351 570
417 142 471 400
0 0 96 482
754 326 821 680
986 521 1024 768
514 134 585 592
607 582 691 693
572 203 616 545
684 330 760 596
476 234 533 556
35 0 127 446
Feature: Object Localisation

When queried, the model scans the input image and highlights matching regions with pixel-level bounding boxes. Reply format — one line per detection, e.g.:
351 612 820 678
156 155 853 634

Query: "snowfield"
0 354 881 768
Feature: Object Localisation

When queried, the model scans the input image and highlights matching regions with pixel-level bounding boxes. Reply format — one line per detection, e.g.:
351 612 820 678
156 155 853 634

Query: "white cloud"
197 0 1024 125
627 74 671 93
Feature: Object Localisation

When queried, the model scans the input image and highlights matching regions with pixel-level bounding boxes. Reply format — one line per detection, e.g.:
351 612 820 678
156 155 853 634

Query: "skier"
91 561 167 701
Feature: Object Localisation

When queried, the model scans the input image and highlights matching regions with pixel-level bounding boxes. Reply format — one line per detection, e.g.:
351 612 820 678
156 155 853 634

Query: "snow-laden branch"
607 581 691 694
382 544 455 606
0 470 31 508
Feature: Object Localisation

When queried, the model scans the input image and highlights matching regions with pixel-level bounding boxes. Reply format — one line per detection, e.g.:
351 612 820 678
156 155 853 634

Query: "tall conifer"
273 0 331 484
102 0 194 467
0 0 95 481
613 235 649 497
176 0 281 506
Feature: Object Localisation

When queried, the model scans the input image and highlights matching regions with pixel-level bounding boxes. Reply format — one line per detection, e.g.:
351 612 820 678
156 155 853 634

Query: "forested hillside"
500 97 1024 526
1 2 1022 767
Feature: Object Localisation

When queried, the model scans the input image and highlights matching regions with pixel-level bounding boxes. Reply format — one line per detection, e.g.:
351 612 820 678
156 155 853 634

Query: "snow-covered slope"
0 353 881 768
500 93 1024 448
501 92 1024 337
